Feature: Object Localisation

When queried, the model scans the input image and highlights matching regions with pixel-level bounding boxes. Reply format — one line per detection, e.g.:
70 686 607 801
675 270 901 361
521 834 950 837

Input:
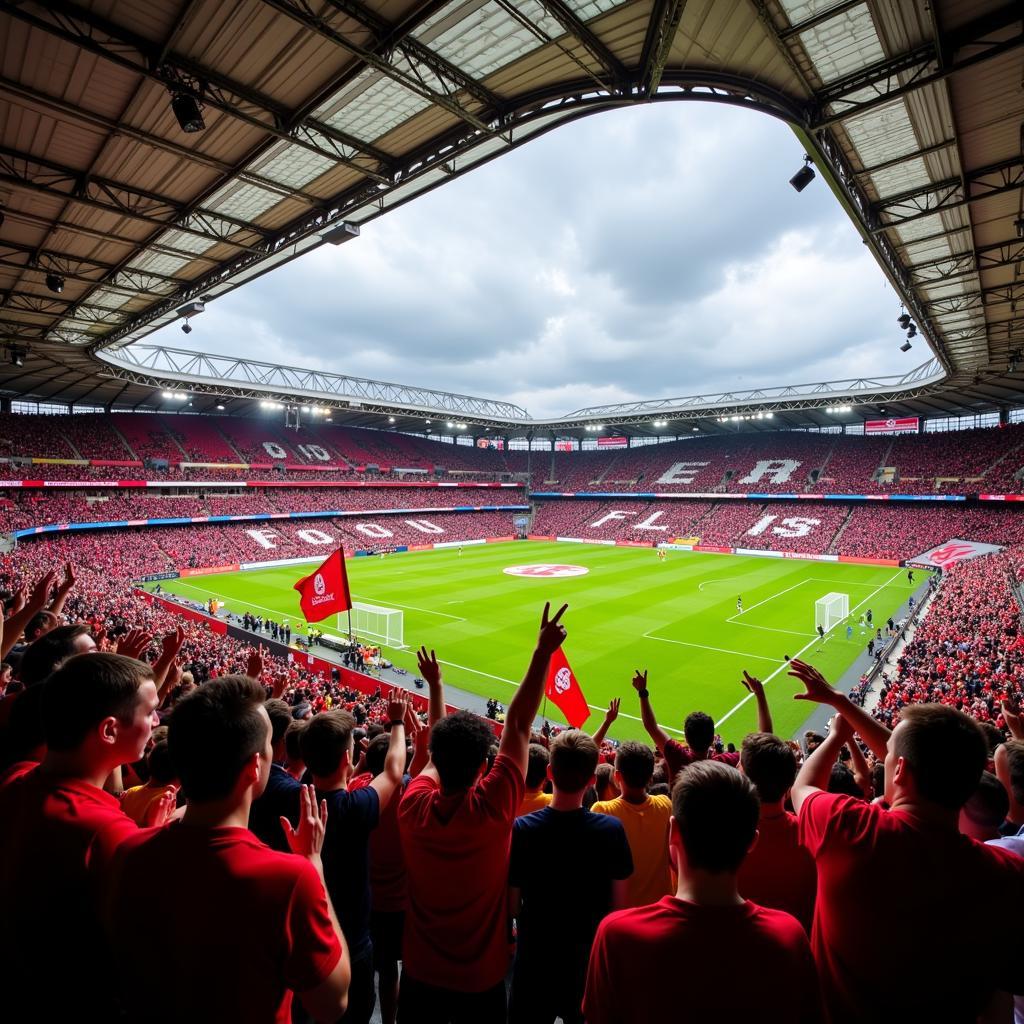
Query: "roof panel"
316 69 431 143
798 6 885 84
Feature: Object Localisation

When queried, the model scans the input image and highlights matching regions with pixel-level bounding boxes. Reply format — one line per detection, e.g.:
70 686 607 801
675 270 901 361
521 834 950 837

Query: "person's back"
584 761 820 1024
509 731 632 1024
248 699 301 851
591 741 672 908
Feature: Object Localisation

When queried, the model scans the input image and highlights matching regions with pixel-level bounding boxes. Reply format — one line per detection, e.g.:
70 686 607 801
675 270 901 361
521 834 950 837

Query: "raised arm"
741 670 773 734
405 703 430 778
370 698 408 810
417 646 446 729
632 670 670 752
498 603 568 777
2 569 56 660
845 739 873 799
591 698 620 747
789 659 891 760
791 714 853 812
1001 697 1024 742
48 562 76 617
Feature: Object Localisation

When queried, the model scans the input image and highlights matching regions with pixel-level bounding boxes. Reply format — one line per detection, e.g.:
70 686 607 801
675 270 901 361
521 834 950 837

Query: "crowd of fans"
0 548 1022 1022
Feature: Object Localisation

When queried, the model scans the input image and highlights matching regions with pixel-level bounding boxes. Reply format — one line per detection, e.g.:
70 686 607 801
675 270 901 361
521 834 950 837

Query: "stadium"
1 1 1023 1022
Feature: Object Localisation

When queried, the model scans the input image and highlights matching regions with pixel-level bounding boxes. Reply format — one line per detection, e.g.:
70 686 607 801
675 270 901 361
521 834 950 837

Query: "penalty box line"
715 567 906 729
641 632 785 666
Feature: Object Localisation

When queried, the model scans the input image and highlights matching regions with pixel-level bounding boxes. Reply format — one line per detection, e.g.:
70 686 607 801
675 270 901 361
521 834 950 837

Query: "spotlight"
45 273 65 294
216 404 225 411
789 155 815 193
900 340 913 352
1016 218 1024 239
181 321 192 334
388 416 395 424
170 92 205 133
321 222 360 245
906 323 917 338
897 313 911 330
9 346 25 367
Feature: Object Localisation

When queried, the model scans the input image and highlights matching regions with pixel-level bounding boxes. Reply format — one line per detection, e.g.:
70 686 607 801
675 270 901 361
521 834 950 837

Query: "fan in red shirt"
788 659 1024 1023
108 674 350 1024
0 652 172 1022
583 760 821 1023
398 605 568 1023
630 669 740 783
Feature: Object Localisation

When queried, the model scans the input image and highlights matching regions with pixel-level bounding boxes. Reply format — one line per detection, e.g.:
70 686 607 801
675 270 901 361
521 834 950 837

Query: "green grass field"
149 541 924 743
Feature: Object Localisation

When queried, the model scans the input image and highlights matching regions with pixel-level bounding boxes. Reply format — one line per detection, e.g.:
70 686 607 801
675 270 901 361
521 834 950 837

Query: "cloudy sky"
155 102 914 418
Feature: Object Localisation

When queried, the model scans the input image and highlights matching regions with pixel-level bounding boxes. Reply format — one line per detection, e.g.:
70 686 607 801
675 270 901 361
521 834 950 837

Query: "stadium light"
897 313 911 330
388 416 395 423
321 222 360 245
446 421 454 428
216 404 225 410
457 423 467 430
45 273 65 293
789 155 815 192
1016 217 1024 239
900 340 913 352
170 92 205 133
906 323 917 339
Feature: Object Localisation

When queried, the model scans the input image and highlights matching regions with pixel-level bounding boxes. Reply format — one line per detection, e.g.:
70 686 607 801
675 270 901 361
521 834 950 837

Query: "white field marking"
727 578 808 620
715 568 905 728
727 575 891 630
435 657 684 735
641 632 785 665
698 578 740 592
357 597 466 622
729 622 816 639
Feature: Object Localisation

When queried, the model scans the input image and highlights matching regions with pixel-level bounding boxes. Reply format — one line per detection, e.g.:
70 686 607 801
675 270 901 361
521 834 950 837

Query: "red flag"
293 548 352 622
545 648 591 729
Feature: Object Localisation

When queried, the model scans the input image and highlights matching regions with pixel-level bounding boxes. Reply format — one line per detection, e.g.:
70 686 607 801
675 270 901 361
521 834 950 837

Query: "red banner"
864 416 919 434
545 649 591 729
293 548 353 622
596 436 628 448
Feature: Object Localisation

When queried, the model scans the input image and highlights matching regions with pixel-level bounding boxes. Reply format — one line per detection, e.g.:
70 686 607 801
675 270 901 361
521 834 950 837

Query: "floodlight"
789 156 815 193
1016 218 1024 239
45 273 65 293
216 404 225 410
388 416 395 423
907 323 917 338
321 222 360 245
9 346 25 367
900 340 913 352
897 313 911 330
181 321 192 334
170 92 205 133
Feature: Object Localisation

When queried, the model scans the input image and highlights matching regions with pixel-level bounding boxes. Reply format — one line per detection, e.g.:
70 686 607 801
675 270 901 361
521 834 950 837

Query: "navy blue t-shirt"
510 807 633 974
247 762 301 853
317 784 380 960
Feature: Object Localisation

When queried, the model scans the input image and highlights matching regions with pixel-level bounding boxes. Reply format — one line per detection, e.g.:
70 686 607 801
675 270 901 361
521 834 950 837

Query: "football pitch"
149 541 924 743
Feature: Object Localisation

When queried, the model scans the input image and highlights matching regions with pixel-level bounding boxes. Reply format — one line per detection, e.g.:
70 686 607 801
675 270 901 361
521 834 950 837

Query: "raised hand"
1001 695 1024 739
403 702 423 740
116 628 153 661
631 669 648 694
536 602 568 657
604 697 621 723
416 646 442 687
144 788 179 828
60 562 76 591
271 671 289 700
245 644 265 681
160 624 186 661
741 670 764 697
280 784 328 860
8 586 26 616
28 569 57 611
387 696 410 724
789 659 839 706
828 713 854 744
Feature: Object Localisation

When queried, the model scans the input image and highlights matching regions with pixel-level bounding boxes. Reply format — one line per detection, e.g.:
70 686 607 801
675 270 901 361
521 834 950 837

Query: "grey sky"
156 102 913 418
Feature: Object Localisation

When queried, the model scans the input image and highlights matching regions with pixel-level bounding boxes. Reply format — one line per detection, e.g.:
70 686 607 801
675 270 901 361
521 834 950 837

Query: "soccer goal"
815 592 849 633
337 602 405 648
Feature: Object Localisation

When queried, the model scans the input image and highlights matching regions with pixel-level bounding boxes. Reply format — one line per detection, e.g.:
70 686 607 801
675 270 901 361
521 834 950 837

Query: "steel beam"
639 0 688 98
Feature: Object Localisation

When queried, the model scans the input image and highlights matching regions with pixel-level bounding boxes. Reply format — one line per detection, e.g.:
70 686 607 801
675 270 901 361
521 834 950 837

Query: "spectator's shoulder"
747 902 812 948
649 794 673 813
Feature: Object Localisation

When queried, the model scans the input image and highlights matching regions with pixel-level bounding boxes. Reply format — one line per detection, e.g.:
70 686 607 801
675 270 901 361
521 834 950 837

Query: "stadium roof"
0 0 1022 433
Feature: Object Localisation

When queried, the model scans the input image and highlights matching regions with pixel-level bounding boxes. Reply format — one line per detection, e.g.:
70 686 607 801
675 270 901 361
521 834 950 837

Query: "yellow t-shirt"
517 790 553 817
591 794 672 908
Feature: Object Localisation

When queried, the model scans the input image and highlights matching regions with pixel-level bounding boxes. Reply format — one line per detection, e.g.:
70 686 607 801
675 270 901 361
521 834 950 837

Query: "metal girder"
0 288 136 322
871 156 1024 232
535 0 628 86
96 344 530 419
0 241 183 293
811 7 1024 129
1 0 393 183
0 146 268 254
856 139 958 178
777 0 863 41
924 281 1024 316
260 0 498 138
909 237 1024 286
0 258 166 302
639 0 688 98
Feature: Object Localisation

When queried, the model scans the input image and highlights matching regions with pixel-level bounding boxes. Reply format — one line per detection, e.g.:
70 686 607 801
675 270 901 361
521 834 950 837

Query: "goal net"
337 602 405 648
815 593 849 633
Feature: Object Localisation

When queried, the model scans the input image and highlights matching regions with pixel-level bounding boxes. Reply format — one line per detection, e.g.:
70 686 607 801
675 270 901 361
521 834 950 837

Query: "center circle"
502 564 589 578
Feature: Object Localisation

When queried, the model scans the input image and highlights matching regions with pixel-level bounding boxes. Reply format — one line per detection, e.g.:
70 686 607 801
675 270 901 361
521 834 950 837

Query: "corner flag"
545 648 591 729
293 548 352 623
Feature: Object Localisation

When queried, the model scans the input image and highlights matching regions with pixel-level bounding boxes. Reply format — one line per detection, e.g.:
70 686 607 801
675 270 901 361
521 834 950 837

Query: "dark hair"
284 720 307 765
672 761 759 873
740 732 797 803
828 763 863 797
1 684 46 768
615 741 655 790
526 743 550 788
264 698 293 746
683 711 714 754
24 610 58 642
550 730 598 793
42 653 152 752
429 710 493 792
168 674 268 802
894 704 987 810
1000 740 1024 804
980 722 1004 756
365 733 391 777
20 625 93 687
300 709 356 778
961 771 1010 829
146 740 178 786
594 761 617 801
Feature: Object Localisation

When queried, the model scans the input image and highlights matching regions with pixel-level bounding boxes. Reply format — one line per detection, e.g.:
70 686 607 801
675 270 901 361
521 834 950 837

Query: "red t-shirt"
583 896 822 1023
398 753 524 991
108 823 342 1024
799 790 1024 1022
347 772 406 911
0 767 143 1019
662 738 739 782
737 808 817 933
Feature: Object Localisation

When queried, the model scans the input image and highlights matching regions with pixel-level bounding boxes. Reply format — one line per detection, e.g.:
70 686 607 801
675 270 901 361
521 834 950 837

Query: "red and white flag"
293 548 352 622
545 648 591 729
